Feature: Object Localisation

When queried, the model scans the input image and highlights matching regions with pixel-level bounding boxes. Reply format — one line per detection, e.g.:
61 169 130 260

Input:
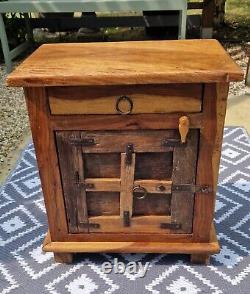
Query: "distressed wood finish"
48 84 202 114
7 40 243 87
55 129 197 235
56 131 89 233
8 41 243 264
171 130 199 234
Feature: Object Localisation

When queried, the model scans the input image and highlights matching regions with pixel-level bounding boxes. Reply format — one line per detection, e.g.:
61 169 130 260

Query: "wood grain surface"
48 84 202 114
7 40 243 87
24 88 69 240
42 224 220 254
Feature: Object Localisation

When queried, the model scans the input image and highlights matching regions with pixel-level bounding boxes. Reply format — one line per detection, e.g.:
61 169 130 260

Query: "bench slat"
0 0 187 13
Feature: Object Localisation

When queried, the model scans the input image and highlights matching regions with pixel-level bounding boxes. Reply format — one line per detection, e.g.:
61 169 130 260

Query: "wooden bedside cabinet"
7 40 243 264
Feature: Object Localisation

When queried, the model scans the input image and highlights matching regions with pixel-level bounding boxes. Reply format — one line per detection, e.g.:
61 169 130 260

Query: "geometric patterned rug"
0 127 249 294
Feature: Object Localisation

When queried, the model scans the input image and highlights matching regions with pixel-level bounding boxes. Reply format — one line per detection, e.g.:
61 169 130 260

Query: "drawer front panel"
56 129 199 235
49 84 202 115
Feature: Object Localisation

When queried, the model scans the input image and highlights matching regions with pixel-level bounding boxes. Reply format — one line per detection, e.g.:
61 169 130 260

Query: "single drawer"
48 84 202 115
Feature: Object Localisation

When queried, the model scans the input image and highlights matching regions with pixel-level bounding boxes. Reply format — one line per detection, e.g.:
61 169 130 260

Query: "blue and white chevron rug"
0 127 249 294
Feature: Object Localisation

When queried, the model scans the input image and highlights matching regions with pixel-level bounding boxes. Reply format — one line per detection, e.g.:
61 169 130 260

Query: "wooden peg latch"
179 116 190 144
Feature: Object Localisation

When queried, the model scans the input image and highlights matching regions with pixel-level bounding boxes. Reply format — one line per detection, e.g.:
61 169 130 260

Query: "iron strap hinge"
79 222 100 229
160 222 182 230
172 184 212 193
125 143 134 165
74 171 95 189
162 138 187 147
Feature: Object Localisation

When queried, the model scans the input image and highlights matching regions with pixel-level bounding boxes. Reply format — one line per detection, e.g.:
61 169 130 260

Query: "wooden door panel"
132 193 171 216
84 153 121 178
56 129 199 235
56 131 88 233
135 152 173 179
86 192 120 216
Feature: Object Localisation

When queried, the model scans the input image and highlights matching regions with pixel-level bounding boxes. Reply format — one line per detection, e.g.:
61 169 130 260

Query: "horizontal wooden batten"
134 179 172 194
50 113 203 130
82 178 172 194
71 130 178 153
84 178 121 191
48 84 202 115
88 215 173 233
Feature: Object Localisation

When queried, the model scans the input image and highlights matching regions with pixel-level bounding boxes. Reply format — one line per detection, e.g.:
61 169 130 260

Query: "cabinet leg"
54 253 73 263
190 254 210 265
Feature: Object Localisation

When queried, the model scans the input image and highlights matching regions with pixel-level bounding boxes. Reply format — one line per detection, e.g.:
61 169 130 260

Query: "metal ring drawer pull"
116 95 133 114
133 185 148 199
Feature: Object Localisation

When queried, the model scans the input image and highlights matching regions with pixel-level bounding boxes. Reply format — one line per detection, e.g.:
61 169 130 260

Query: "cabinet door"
56 129 198 234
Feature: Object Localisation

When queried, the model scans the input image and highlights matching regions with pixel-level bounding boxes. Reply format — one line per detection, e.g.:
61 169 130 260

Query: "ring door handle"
116 95 133 114
133 185 148 200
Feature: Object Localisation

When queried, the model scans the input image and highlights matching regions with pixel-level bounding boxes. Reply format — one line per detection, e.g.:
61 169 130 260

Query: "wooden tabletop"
7 40 244 87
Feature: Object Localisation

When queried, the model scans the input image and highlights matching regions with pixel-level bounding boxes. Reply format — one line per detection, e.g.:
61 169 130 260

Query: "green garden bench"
0 0 187 72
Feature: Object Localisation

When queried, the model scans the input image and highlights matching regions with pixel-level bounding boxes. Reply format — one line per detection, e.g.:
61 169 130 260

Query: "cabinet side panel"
213 83 230 189
24 87 68 241
193 82 229 242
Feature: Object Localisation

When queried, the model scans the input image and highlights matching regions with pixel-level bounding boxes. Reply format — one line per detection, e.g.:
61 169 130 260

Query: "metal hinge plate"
123 211 130 227
162 138 187 147
160 222 182 230
125 143 134 165
172 184 212 193
74 172 95 189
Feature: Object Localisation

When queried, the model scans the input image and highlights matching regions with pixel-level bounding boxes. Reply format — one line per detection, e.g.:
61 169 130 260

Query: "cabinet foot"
190 254 210 265
54 253 73 263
